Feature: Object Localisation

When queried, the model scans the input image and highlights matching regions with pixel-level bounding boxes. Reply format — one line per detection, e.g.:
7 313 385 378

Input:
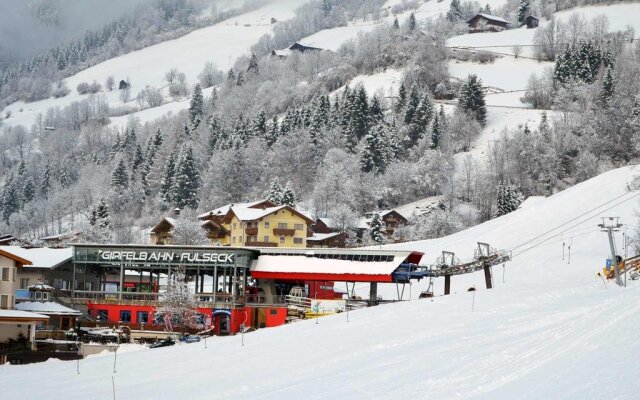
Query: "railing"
285 295 312 309
245 227 258 235
246 294 287 305
273 228 295 236
246 241 277 247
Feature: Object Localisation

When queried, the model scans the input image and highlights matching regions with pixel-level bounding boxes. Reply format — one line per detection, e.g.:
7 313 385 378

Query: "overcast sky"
0 0 151 64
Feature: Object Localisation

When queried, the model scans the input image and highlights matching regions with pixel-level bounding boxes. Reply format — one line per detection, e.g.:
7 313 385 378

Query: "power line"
512 191 640 259
508 189 640 253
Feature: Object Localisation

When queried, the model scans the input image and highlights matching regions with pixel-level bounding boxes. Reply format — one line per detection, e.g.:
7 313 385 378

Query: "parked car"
149 338 175 348
179 335 201 344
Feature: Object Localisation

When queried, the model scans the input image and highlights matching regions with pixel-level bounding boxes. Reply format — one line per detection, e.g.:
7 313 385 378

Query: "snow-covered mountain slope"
4 166 639 400
381 165 640 298
2 0 309 129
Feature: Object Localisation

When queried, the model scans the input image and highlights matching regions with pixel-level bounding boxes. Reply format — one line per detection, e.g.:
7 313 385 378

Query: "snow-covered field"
2 0 309 129
555 2 640 32
299 23 381 52
4 165 639 399
449 57 552 92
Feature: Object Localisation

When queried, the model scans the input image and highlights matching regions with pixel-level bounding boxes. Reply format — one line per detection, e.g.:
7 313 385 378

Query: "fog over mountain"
0 0 150 65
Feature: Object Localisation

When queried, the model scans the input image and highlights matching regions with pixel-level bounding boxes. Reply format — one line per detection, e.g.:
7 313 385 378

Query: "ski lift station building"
62 244 425 335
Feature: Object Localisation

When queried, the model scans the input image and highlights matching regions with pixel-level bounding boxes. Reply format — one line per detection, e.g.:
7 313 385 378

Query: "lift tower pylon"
599 217 623 286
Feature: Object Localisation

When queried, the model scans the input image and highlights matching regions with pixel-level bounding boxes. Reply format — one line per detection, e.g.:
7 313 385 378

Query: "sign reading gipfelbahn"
72 244 258 267
98 250 234 264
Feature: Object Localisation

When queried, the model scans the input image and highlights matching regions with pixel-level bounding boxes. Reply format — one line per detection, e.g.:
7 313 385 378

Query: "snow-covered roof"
272 48 292 57
469 13 510 24
28 283 55 291
15 301 82 316
231 205 288 221
251 250 417 278
318 217 337 228
40 231 80 241
0 309 49 320
0 246 72 269
198 200 272 219
307 232 342 242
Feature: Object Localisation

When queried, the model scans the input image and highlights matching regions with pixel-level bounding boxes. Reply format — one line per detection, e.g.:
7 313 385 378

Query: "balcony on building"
246 241 278 247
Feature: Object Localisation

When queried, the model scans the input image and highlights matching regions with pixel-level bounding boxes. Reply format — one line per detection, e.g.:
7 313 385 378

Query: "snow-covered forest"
1 0 640 246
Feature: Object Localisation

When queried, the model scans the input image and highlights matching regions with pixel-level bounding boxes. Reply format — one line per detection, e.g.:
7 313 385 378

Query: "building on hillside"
271 42 327 58
15 284 81 330
0 234 16 245
40 231 81 247
151 200 282 245
467 13 510 32
223 205 314 248
307 232 346 248
1 246 77 302
0 248 31 310
118 80 129 90
308 218 346 248
523 15 539 29
0 248 49 352
357 210 408 241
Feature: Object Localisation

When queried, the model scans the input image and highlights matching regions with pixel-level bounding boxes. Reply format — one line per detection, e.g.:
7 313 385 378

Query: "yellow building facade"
223 206 313 248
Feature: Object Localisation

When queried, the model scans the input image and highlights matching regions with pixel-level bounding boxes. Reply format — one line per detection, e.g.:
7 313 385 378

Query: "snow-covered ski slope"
381 165 640 297
4 168 640 400
2 0 309 129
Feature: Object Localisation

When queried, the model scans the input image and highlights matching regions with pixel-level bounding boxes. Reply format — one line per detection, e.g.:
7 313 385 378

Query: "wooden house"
524 15 539 29
467 13 510 33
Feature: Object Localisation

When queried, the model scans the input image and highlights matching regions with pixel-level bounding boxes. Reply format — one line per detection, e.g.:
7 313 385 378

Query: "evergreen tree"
1 176 20 222
266 116 279 147
40 162 52 198
132 144 144 171
446 0 463 21
173 145 201 209
58 166 70 188
600 66 615 107
247 53 259 74
252 110 267 138
160 152 177 203
208 115 226 152
458 74 487 126
281 181 296 207
227 68 236 83
267 178 283 204
360 124 389 174
404 85 420 124
395 83 407 113
632 95 640 117
517 0 530 26
431 112 443 148
495 183 523 217
409 12 416 31
111 158 129 189
189 83 204 127
236 71 244 86
350 85 369 140
22 177 35 202
89 199 111 243
369 213 386 244
370 95 384 123
393 16 399 30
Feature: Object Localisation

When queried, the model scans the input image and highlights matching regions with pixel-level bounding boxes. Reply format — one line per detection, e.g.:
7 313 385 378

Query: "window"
42 292 50 301
20 278 29 289
264 221 270 228
270 309 278 315
278 222 288 229
0 295 8 309
294 238 303 244
280 236 285 244
1 267 8 281
97 310 108 321
120 310 132 323
263 236 269 243
233 223 237 230
294 224 304 230
232 236 236 243
137 311 149 324
35 291 43 300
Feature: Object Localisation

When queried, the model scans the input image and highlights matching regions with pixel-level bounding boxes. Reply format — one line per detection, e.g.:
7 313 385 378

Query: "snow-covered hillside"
4 166 639 399
2 0 309 129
